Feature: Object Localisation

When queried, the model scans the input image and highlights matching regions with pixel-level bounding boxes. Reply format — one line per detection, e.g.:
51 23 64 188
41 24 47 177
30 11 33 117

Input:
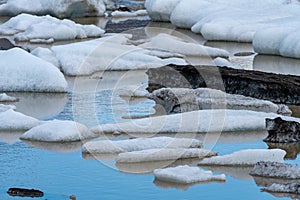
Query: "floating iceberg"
0 93 18 102
0 48 67 92
0 109 40 130
148 88 291 115
110 10 148 18
116 84 148 97
35 35 187 76
153 165 226 184
198 149 286 166
82 137 202 154
139 33 229 58
0 14 105 43
0 0 107 18
91 110 283 134
116 148 217 163
21 120 96 142
250 162 300 179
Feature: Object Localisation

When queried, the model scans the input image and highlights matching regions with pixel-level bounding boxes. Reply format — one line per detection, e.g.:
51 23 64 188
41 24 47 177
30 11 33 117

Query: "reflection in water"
262 191 300 199
253 55 300 76
201 166 253 180
7 92 68 120
253 176 298 187
0 131 24 144
22 140 84 153
154 177 225 191
267 142 300 160
116 158 200 174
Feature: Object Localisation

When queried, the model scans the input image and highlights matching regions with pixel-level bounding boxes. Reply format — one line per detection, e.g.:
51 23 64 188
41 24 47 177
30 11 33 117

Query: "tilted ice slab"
198 149 286 166
91 110 291 134
35 35 187 76
147 88 291 115
139 33 230 58
0 14 105 43
0 48 67 92
0 109 40 130
154 165 226 184
0 0 107 18
263 182 300 195
82 137 202 154
21 120 97 142
250 162 300 179
0 93 18 102
0 104 16 112
116 148 217 163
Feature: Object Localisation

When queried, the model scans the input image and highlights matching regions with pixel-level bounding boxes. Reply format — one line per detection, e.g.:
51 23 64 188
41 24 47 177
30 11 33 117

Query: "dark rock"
146 64 300 105
0 38 15 50
118 5 131 12
264 117 300 143
7 188 44 198
234 52 255 57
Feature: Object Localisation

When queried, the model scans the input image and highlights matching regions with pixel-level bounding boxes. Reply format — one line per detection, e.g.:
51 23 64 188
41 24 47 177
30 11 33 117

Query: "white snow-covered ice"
139 33 230 58
145 0 300 59
263 182 300 195
198 149 286 166
110 10 148 18
0 109 40 130
0 14 105 43
116 148 217 163
21 120 97 142
116 83 148 97
0 0 107 18
148 88 291 115
0 104 15 112
82 137 202 154
0 48 67 92
154 165 226 184
90 109 294 134
35 35 187 76
0 93 18 102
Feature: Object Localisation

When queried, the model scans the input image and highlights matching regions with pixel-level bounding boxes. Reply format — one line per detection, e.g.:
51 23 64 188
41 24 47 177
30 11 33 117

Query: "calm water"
1 6 300 199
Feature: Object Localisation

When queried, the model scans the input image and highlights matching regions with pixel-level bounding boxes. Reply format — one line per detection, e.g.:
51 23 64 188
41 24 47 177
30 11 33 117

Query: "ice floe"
0 109 40 130
116 148 217 163
147 88 291 115
82 137 202 154
91 110 286 134
0 93 18 102
250 162 300 179
0 0 107 18
0 48 67 92
262 182 300 195
139 33 230 58
0 104 15 112
153 165 226 184
116 83 148 97
21 120 96 142
35 35 187 76
198 149 286 166
31 47 60 68
145 0 300 54
0 14 105 43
